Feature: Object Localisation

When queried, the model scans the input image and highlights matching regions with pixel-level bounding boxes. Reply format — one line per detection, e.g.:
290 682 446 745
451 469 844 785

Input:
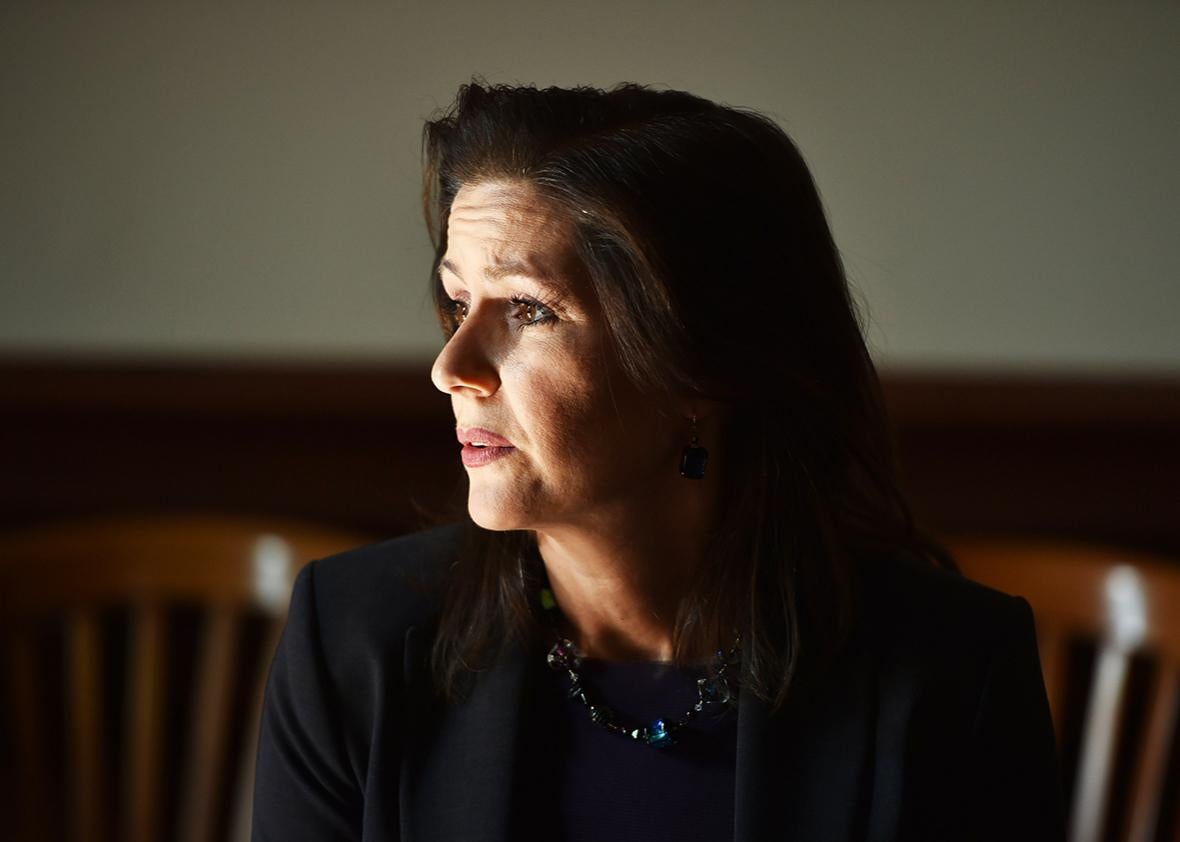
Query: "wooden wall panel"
2 357 1178 556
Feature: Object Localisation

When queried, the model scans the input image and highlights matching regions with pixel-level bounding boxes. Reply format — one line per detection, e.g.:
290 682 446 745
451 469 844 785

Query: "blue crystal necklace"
539 584 741 748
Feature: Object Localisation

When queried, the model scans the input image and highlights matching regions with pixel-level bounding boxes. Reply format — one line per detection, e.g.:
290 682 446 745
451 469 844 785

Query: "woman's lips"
460 444 516 467
456 426 515 467
456 426 513 447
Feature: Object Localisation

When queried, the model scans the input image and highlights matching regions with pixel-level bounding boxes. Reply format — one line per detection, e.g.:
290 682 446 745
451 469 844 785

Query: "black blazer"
252 524 1067 841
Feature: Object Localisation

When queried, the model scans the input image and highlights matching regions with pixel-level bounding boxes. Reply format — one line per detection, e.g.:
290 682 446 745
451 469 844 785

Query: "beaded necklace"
538 583 742 748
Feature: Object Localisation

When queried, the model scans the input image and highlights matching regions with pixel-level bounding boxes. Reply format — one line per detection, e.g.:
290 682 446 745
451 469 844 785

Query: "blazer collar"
399 625 877 842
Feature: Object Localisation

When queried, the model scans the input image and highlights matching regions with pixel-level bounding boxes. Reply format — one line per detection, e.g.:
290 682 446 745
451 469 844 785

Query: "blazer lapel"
734 642 879 841
398 624 527 842
734 685 776 838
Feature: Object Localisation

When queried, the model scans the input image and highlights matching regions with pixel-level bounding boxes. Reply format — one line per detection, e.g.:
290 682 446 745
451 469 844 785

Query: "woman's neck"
533 497 716 663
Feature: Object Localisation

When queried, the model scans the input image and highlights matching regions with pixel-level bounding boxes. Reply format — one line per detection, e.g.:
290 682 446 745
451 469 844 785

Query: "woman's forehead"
445 180 583 285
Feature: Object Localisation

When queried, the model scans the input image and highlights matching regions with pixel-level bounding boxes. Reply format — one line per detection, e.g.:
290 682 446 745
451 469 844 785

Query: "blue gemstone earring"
679 413 708 479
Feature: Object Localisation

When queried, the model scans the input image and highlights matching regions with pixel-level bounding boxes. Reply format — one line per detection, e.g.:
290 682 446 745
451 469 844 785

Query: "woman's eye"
442 298 468 331
441 295 557 335
511 296 557 327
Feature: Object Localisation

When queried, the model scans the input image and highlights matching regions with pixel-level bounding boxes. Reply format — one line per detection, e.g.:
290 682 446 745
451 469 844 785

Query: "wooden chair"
0 514 375 842
951 538 1180 842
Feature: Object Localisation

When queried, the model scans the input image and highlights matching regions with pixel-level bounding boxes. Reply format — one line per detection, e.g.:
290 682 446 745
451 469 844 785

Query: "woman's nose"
430 318 500 398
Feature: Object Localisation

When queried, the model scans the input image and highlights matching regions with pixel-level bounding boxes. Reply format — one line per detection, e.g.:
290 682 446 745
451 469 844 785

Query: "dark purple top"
511 656 738 841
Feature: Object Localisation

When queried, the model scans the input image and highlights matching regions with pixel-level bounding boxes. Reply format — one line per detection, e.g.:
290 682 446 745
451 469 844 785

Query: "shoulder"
849 553 1064 836
854 551 1036 680
306 521 463 619
275 522 464 748
257 525 464 804
281 522 462 697
299 521 463 650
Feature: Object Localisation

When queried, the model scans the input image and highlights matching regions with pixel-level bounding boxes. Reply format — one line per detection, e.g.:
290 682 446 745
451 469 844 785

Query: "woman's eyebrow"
439 256 565 289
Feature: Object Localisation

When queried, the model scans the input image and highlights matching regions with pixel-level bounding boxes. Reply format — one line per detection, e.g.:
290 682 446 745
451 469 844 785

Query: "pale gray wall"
2 2 1178 372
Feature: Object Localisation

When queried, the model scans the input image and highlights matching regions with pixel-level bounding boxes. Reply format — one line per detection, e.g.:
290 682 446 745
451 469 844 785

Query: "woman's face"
430 179 685 532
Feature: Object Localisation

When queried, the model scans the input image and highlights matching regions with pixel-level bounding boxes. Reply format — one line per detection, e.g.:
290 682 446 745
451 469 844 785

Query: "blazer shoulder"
856 551 1032 667
305 521 463 656
851 553 1063 838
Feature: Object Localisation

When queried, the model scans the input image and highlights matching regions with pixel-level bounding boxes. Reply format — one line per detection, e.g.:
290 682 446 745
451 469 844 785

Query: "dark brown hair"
421 79 952 712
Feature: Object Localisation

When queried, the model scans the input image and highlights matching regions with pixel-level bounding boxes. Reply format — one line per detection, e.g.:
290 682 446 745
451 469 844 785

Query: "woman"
252 81 1065 841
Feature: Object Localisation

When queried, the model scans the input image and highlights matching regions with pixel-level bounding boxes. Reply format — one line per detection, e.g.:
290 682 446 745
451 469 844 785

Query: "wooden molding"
2 356 1178 555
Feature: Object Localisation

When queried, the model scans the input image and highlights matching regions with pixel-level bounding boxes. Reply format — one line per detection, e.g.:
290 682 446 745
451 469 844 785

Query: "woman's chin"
466 495 530 532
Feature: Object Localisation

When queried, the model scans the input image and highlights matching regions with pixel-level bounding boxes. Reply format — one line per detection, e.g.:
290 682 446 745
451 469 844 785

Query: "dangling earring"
679 413 709 479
